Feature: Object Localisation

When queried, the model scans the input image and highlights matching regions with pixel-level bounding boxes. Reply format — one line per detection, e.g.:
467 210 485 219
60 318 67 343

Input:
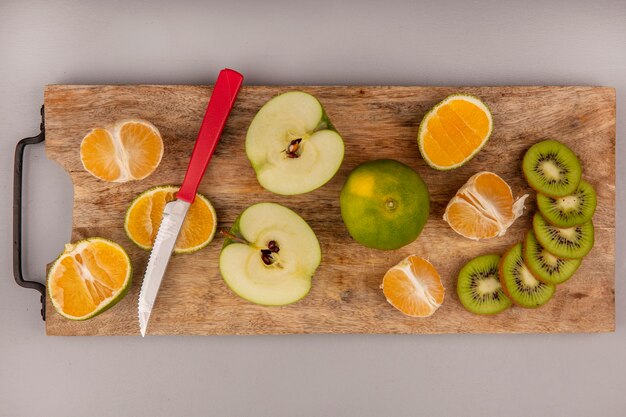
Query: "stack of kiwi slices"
457 139 596 315
522 140 596 285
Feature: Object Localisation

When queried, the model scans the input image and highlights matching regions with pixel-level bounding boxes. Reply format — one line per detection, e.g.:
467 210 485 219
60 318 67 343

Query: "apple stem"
219 229 249 245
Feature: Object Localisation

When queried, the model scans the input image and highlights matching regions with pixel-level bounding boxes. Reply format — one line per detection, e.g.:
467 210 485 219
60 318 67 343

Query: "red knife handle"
177 68 243 203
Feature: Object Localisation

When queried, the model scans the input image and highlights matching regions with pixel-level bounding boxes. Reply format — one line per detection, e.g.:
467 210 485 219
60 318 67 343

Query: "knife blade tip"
138 310 150 337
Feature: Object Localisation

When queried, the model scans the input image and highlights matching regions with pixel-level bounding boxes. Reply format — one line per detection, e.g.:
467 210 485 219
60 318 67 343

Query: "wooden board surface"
43 85 615 335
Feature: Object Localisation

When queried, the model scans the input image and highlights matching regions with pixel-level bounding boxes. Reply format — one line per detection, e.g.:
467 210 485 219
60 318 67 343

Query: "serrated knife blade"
137 68 243 336
138 199 189 336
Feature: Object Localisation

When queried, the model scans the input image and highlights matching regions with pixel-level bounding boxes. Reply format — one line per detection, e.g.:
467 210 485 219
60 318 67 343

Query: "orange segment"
47 238 132 320
443 171 528 240
177 196 217 249
79 128 121 182
426 115 467 165
124 186 217 254
82 241 130 289
381 255 445 317
119 121 164 180
80 119 163 182
450 99 490 137
472 171 517 224
418 94 493 170
125 192 155 248
445 197 501 239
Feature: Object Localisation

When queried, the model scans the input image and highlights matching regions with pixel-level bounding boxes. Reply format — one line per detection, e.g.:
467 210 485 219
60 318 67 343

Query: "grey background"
1 0 624 416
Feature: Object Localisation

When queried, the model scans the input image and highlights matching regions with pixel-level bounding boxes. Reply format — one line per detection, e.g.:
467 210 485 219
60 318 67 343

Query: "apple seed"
267 240 279 253
260 249 276 265
285 138 302 158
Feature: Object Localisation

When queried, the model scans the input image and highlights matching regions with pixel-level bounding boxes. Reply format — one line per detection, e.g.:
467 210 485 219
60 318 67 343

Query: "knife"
138 68 243 337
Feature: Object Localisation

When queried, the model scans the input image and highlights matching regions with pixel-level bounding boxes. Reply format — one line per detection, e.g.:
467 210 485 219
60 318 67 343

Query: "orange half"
47 238 132 320
381 255 445 317
418 94 493 170
124 186 217 254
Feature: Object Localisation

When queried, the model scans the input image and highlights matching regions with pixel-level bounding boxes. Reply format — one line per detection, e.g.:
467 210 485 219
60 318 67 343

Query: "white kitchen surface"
1 0 624 416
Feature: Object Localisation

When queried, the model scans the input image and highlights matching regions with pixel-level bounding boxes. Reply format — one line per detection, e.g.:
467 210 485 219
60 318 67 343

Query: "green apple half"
219 202 321 305
245 91 345 195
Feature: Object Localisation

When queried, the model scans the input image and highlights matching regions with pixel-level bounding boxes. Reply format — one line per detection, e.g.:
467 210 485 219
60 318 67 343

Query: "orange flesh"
126 188 215 251
471 171 516 224
119 122 163 179
177 196 216 249
80 121 162 182
80 129 121 181
444 172 524 240
445 198 501 239
382 255 445 317
49 241 129 318
126 189 175 248
422 99 491 168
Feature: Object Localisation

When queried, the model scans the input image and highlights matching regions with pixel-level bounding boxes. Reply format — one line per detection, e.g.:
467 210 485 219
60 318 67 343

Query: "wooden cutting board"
43 85 615 336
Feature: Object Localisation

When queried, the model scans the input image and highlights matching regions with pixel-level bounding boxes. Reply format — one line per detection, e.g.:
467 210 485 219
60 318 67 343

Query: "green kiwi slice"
532 212 594 259
499 243 555 308
523 229 582 285
457 254 512 315
522 140 582 197
537 180 597 227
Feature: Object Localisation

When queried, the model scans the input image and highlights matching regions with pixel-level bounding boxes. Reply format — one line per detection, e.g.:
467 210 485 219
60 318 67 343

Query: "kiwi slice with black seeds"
537 180 596 227
523 229 582 285
457 254 512 315
499 243 555 308
532 212 594 259
522 140 582 197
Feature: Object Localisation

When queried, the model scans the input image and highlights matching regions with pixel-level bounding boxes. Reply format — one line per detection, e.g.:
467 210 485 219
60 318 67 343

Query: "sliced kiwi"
523 229 582 285
537 180 597 227
499 243 555 308
457 254 512 315
522 140 582 197
532 212 594 259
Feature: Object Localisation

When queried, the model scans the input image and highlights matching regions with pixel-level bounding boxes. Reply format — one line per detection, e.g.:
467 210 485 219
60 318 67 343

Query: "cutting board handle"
13 105 47 320
177 69 244 203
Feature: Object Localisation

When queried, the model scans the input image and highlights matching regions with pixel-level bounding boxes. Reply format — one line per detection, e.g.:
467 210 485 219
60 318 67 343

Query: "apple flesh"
245 91 344 195
219 203 321 305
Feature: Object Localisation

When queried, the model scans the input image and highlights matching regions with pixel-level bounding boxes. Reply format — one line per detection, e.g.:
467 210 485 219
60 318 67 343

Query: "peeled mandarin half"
418 94 493 170
80 119 163 182
443 171 528 240
381 255 445 317
124 186 217 254
47 238 132 320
